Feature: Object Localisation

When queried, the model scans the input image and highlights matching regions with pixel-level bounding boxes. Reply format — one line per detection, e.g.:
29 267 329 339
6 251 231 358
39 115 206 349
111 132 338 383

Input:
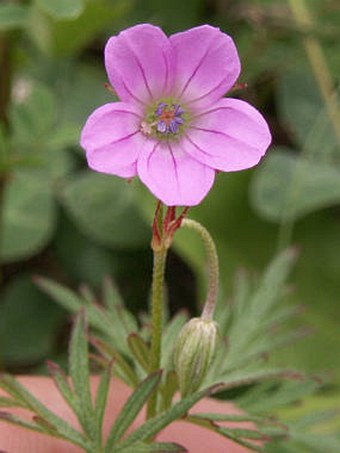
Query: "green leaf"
36 276 132 355
128 334 150 373
0 397 27 409
35 276 85 312
0 276 65 365
94 362 113 442
115 385 218 451
250 149 340 223
0 5 29 31
0 374 91 450
95 341 138 388
213 369 307 393
186 414 266 452
105 371 162 450
69 312 96 440
0 411 46 434
218 249 297 374
47 361 76 413
102 276 125 311
61 172 149 249
36 0 84 19
119 442 187 453
213 427 265 452
191 412 275 424
1 170 55 262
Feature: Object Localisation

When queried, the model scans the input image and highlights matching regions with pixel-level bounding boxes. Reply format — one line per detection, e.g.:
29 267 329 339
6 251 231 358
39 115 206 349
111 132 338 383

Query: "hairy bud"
173 317 218 397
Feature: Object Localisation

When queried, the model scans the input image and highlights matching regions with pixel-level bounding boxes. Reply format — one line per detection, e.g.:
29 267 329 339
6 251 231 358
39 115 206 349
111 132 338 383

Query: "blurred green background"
0 0 339 416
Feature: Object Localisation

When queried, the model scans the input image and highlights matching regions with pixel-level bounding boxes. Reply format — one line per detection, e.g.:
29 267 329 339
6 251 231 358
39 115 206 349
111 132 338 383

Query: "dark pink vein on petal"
93 130 140 151
178 39 224 99
146 141 160 174
189 126 260 152
124 40 154 100
117 74 148 106
162 49 169 94
191 105 238 121
184 132 216 158
167 141 179 191
186 79 228 108
103 109 142 119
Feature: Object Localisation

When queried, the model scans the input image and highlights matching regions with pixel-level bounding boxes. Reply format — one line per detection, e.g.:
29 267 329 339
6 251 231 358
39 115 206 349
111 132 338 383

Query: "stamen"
140 102 185 137
155 103 184 135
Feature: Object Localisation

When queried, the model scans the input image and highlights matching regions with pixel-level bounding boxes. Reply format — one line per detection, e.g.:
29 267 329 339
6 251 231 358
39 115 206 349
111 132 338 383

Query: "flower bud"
173 317 218 397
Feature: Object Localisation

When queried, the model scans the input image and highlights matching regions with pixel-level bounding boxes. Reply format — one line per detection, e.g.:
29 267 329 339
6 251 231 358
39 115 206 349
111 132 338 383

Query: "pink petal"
80 102 145 178
105 24 175 105
137 139 215 206
170 25 240 110
183 98 271 172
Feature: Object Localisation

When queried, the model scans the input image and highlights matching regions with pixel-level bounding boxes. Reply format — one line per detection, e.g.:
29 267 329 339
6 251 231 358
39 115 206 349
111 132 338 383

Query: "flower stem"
180 219 219 320
146 244 168 419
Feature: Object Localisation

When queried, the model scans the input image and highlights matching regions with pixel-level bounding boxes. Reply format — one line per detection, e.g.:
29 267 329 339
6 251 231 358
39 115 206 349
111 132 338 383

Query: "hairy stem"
146 245 168 419
181 219 219 320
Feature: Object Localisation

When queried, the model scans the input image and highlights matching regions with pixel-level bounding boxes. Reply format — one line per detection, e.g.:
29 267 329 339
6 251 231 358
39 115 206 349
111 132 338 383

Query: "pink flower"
80 24 271 206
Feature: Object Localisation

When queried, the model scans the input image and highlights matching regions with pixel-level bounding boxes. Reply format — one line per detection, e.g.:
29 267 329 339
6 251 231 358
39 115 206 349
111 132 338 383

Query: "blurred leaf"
277 68 338 157
36 0 84 19
60 171 149 249
10 82 56 149
60 63 113 125
0 276 65 365
1 170 55 262
0 5 29 31
43 148 77 181
29 0 133 57
250 148 340 222
237 380 321 414
46 125 80 151
143 0 201 30
52 211 118 288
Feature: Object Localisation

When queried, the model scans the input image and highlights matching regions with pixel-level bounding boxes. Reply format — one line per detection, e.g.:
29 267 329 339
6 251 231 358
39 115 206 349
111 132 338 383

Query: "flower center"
156 103 184 134
140 102 185 137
